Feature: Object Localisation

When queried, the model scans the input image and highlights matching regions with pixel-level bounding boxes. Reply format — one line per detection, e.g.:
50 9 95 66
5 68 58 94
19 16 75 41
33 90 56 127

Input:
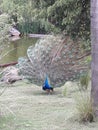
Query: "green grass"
0 80 98 130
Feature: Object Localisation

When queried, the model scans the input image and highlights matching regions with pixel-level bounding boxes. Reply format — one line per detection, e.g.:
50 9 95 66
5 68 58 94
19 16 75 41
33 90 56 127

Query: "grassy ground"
0 80 98 130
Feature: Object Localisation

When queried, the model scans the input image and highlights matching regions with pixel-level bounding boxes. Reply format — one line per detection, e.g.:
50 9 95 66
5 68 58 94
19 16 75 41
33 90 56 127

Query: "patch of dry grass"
75 92 94 123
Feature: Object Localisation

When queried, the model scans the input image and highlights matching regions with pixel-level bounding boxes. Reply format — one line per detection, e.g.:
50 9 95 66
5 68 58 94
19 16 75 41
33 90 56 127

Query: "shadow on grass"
22 88 61 96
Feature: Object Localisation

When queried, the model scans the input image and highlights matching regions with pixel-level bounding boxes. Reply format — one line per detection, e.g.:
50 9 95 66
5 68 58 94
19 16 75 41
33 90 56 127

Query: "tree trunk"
91 0 98 116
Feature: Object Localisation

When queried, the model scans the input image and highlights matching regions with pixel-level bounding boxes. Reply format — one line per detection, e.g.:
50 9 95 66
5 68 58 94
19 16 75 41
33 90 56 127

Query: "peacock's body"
42 76 53 92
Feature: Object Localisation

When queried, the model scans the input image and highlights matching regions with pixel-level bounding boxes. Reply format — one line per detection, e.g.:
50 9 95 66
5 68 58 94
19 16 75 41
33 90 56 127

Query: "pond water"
0 37 38 64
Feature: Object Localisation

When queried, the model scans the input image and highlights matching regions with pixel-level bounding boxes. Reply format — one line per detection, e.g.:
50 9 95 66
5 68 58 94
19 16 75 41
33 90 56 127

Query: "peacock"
42 75 53 93
18 35 90 88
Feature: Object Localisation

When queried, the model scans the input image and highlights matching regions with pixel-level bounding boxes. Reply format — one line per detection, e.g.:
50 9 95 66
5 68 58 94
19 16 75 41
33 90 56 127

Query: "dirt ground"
0 80 98 130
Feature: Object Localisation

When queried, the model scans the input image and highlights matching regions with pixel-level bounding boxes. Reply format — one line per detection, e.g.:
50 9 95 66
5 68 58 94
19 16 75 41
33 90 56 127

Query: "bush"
62 81 78 97
75 93 94 123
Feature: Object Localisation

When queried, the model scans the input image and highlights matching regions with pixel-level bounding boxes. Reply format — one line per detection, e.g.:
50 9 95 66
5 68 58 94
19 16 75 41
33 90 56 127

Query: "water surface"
0 37 37 64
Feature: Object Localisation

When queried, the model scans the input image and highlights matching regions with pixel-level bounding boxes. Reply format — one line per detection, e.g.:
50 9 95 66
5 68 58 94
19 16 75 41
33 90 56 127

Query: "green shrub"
62 81 79 97
79 72 90 90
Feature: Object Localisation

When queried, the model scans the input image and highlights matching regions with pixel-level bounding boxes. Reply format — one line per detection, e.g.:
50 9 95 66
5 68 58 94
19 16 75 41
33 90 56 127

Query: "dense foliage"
0 0 90 40
0 14 11 54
